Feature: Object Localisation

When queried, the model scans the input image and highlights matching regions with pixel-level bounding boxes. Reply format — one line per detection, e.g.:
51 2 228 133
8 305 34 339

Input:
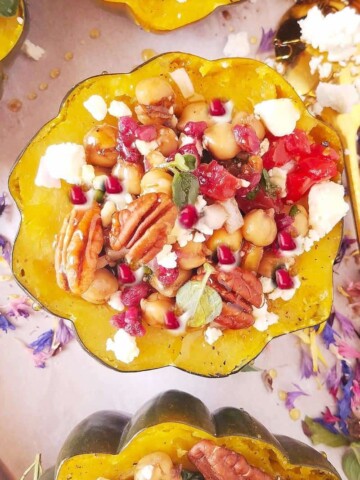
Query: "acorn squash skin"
103 0 244 32
40 391 340 480
0 0 25 62
9 52 343 377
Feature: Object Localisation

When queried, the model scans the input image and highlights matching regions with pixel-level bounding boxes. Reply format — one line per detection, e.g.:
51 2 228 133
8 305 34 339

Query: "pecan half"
194 266 263 329
188 440 272 480
55 205 103 295
108 193 177 266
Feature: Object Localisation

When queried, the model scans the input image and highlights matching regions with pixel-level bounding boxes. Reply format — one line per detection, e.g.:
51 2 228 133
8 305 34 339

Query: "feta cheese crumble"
254 99 300 137
253 301 279 332
21 39 45 61
307 181 349 243
156 244 177 268
136 466 155 480
268 162 294 198
315 82 359 114
204 327 223 345
223 32 250 58
35 143 86 187
106 329 139 364
299 6 360 62
135 139 158 156
108 292 124 311
108 100 132 118
83 95 108 121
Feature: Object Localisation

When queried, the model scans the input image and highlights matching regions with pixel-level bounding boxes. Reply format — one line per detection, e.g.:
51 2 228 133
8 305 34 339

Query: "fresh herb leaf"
172 172 199 208
343 447 360 480
260 169 278 197
181 471 204 480
246 185 260 200
289 205 300 217
176 263 222 328
302 417 349 448
0 0 19 17
160 153 196 174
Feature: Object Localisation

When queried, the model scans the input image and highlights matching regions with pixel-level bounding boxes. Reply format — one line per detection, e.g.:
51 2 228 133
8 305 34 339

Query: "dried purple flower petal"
0 313 15 333
0 235 11 264
0 193 6 216
32 349 54 369
351 380 360 419
326 365 341 398
257 28 275 54
322 322 339 348
300 345 314 379
337 361 353 435
6 296 32 318
338 341 360 360
322 406 340 425
285 383 309 410
55 318 74 345
335 235 357 265
28 329 54 354
335 310 356 338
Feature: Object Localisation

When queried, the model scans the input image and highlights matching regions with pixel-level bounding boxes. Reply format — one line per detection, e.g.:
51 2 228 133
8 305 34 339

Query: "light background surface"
0 0 356 478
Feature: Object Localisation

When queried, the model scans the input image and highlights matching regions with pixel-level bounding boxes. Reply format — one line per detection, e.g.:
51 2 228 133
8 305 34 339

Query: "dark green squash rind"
41 391 340 479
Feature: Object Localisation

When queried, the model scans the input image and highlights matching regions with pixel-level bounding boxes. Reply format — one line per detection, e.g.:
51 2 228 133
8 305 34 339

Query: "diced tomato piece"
194 160 244 201
286 156 338 202
263 129 311 169
236 187 283 214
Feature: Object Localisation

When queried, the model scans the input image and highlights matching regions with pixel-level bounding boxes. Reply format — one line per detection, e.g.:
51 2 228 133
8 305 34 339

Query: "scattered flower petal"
28 329 54 354
55 318 74 345
0 193 6 216
257 28 275 54
326 364 341 399
6 296 32 318
335 310 356 338
338 341 360 360
0 312 15 333
322 321 338 348
0 235 11 264
285 384 309 410
351 380 360 419
335 235 357 265
300 345 314 379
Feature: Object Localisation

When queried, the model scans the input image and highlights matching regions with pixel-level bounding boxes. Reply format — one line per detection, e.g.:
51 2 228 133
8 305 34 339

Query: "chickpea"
177 101 213 131
242 209 277 247
112 159 144 195
203 123 241 161
206 227 243 253
146 151 167 169
149 268 192 297
135 77 174 106
83 124 118 168
135 453 174 480
81 269 118 304
232 111 266 140
173 241 208 270
140 168 173 196
240 241 264 273
156 127 178 157
285 204 309 237
140 293 175 327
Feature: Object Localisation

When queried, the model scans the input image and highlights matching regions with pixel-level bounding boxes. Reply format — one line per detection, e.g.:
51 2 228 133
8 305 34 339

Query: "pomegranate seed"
275 213 293 231
179 204 199 229
209 98 226 116
105 176 123 194
275 268 294 289
217 245 236 265
117 116 142 164
135 125 157 142
183 121 207 139
278 231 296 251
118 264 136 284
164 311 180 330
70 186 87 205
111 306 145 337
157 266 179 286
121 282 152 307
233 124 260 155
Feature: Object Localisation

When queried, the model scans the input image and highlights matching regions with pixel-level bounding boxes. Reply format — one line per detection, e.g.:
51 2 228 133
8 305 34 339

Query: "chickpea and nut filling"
35 69 347 363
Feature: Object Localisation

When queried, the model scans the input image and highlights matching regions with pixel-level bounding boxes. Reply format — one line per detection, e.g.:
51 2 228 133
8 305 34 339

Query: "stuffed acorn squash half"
9 52 347 376
0 0 25 61
40 390 340 480
102 0 244 32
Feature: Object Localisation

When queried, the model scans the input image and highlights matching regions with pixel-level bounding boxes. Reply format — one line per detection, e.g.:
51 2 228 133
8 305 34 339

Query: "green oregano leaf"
0 0 19 17
260 168 278 197
176 263 222 328
181 471 204 480
289 205 300 217
302 417 349 448
172 172 199 208
343 447 360 480
160 153 195 174
246 185 260 200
